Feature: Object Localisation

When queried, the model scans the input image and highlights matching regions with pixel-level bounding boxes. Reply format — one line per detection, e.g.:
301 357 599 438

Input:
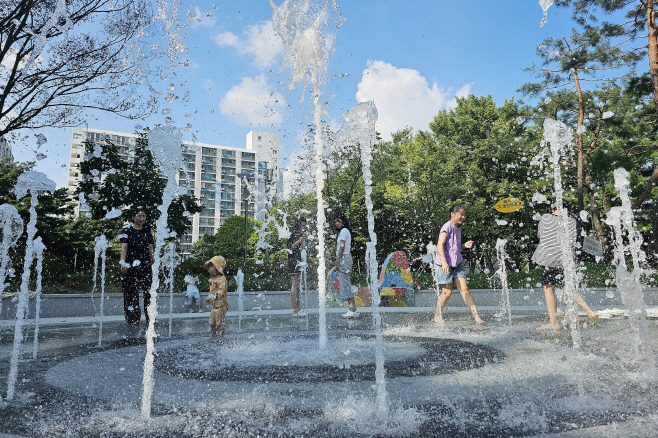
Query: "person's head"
334 213 351 232
131 205 147 226
189 267 199 276
550 202 570 215
293 217 307 235
204 256 226 276
448 204 467 226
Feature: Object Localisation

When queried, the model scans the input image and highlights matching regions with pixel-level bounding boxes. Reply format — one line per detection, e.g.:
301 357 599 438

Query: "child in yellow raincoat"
204 256 228 338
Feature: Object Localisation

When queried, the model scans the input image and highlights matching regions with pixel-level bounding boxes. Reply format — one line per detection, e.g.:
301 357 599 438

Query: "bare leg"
576 294 598 323
434 285 453 323
290 274 301 314
538 284 561 330
454 278 485 324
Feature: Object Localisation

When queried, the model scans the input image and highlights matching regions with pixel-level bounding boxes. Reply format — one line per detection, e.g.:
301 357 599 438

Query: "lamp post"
237 173 254 267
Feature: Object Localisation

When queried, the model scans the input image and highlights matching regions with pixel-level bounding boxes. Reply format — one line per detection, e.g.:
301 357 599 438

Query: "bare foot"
433 315 444 325
587 314 599 325
537 323 561 331
474 317 485 325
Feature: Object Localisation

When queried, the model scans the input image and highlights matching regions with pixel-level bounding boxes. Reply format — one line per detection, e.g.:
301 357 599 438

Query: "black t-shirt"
120 226 154 265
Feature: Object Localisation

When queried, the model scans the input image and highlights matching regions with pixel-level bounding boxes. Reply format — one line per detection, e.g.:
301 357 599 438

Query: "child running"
434 204 485 325
184 268 202 313
204 256 228 339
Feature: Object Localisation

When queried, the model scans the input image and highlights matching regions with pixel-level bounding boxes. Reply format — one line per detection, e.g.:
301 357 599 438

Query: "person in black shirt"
119 206 154 325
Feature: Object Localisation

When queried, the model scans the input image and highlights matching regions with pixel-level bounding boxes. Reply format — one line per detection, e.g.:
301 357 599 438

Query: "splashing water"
162 242 180 339
141 125 183 418
22 0 73 72
300 248 309 328
0 204 23 339
539 0 554 27
605 168 656 377
495 238 512 325
7 171 55 401
271 0 344 350
541 119 582 348
237 269 245 331
335 101 389 416
91 235 109 347
31 237 45 360
427 241 444 328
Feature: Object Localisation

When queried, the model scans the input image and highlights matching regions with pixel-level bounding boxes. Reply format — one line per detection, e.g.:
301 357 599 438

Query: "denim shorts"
436 262 466 285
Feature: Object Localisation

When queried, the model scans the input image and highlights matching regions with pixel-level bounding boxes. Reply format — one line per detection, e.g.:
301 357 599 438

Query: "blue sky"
14 1 581 188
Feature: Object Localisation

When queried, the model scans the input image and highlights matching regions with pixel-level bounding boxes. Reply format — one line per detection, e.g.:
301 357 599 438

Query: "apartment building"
0 136 13 162
68 128 283 254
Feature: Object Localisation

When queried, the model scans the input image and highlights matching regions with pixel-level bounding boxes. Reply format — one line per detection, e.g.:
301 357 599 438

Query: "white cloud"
203 78 216 91
189 7 216 28
355 60 472 140
219 74 286 126
214 20 284 69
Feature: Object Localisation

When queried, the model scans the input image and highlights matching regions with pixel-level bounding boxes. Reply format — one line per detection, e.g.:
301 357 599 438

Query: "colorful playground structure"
328 251 416 307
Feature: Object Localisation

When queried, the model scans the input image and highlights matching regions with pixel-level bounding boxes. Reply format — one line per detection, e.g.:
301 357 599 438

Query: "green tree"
0 0 154 137
214 214 256 263
76 132 202 237
520 18 641 213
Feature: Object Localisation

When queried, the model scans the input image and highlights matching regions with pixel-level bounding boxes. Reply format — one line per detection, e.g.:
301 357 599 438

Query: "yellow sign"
495 197 523 213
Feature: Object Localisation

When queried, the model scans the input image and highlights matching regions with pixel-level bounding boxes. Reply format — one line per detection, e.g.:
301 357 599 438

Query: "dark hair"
334 213 351 232
189 267 200 275
130 205 148 219
289 217 307 241
448 204 466 219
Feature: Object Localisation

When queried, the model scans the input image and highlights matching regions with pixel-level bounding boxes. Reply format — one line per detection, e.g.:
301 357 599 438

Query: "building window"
199 226 215 236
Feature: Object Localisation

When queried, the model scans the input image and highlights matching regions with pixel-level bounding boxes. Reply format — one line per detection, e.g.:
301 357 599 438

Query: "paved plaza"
1 304 658 437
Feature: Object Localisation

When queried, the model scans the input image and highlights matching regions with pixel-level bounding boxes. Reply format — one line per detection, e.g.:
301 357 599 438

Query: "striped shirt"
531 213 576 268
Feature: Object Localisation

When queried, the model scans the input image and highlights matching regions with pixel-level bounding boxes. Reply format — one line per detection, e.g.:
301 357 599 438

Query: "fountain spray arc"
92 235 110 347
6 171 55 401
605 168 656 376
0 204 23 335
140 125 184 419
334 101 388 413
31 237 46 360
162 241 180 339
541 118 582 348
271 0 345 350
495 238 512 325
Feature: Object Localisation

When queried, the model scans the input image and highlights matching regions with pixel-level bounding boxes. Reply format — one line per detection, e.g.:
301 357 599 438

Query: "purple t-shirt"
435 221 462 267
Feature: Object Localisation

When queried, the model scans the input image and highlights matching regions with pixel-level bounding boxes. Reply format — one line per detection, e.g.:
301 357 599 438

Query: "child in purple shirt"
434 204 485 325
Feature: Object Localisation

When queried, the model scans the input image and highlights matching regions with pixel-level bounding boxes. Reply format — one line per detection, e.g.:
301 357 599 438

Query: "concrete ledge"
1 288 657 321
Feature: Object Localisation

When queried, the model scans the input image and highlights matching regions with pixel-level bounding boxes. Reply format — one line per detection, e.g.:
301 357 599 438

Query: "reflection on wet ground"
0 311 657 437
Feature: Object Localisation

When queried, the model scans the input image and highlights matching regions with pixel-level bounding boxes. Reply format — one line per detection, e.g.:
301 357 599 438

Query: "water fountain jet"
6 171 55 401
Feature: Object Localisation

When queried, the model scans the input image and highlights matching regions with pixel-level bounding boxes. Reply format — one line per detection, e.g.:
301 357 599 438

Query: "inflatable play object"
327 251 416 307
378 251 414 307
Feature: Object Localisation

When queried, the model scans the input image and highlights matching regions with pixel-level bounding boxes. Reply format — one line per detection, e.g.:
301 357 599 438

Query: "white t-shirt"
184 274 199 293
336 228 351 256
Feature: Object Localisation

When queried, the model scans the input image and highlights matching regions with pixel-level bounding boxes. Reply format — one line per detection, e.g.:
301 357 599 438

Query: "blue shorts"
436 262 466 285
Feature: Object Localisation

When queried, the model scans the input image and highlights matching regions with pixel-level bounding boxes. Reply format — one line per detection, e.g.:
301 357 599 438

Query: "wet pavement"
0 309 657 437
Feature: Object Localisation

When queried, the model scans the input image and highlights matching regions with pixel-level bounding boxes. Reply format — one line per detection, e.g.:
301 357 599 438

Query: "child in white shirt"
184 268 202 313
